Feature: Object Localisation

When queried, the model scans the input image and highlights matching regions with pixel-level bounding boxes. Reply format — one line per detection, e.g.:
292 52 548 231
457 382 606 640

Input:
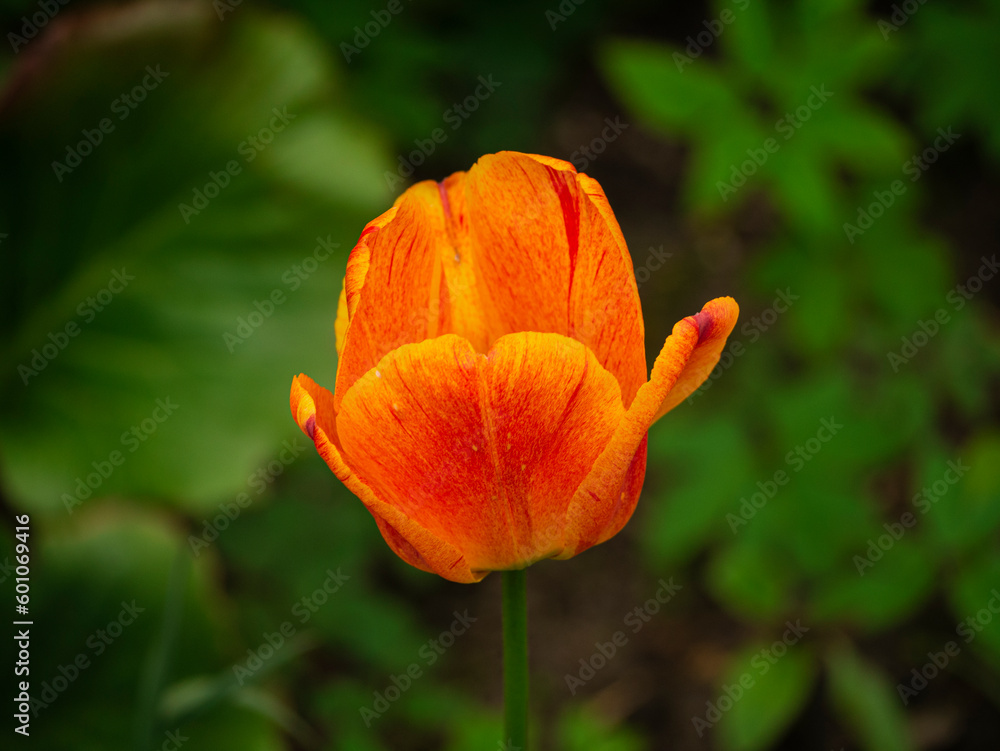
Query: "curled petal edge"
559 296 739 556
290 373 484 583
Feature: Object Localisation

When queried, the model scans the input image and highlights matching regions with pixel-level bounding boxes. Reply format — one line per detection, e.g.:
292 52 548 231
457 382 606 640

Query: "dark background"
1 0 999 749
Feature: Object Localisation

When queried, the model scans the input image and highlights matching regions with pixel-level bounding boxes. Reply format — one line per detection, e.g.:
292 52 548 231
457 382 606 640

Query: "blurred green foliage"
603 0 1000 747
1 0 998 749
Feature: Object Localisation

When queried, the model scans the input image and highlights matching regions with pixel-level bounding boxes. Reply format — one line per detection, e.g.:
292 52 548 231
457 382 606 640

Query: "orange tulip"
290 151 737 583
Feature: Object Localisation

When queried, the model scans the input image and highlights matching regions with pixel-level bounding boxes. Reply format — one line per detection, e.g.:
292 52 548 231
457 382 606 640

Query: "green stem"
502 569 528 750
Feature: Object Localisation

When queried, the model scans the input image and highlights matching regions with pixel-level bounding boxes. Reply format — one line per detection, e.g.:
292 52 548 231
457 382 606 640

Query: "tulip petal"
334 282 348 356
434 175 490 350
335 152 646 412
333 183 490 412
291 373 481 582
653 296 740 420
333 332 626 577
464 152 648 406
559 296 739 555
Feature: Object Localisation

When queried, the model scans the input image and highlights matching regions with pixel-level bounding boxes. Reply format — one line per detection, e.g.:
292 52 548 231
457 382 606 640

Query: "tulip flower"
290 151 737 745
290 151 737 583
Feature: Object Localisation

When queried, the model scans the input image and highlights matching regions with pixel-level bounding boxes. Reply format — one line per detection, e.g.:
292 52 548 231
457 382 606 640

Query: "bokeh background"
2 0 999 748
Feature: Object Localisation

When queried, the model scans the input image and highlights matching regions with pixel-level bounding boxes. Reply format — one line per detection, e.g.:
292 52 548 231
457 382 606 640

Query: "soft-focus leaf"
716 642 817 751
642 414 755 568
826 643 915 751
0 10 391 516
948 548 1000 667
600 39 744 132
810 537 935 631
706 539 796 621
558 704 647 751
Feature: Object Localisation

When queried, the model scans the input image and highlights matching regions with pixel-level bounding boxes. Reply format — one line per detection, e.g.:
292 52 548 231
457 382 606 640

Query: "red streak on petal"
305 414 316 440
547 170 579 282
438 181 452 220
692 310 713 342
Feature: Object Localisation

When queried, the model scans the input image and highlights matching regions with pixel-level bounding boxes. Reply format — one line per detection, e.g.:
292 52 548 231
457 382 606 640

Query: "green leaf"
766 141 841 231
810 104 911 174
721 0 776 80
716 642 817 751
781 257 853 355
158 633 315 728
770 485 871 579
26 506 264 751
0 10 392 517
136 551 191 749
900 4 1000 159
810 537 935 631
857 219 951 326
218 489 428 671
706 540 796 621
826 643 914 751
641 414 755 568
600 39 745 132
686 115 769 210
230 687 319 747
558 703 647 751
919 439 1000 555
948 548 1000 667
313 681 387 751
